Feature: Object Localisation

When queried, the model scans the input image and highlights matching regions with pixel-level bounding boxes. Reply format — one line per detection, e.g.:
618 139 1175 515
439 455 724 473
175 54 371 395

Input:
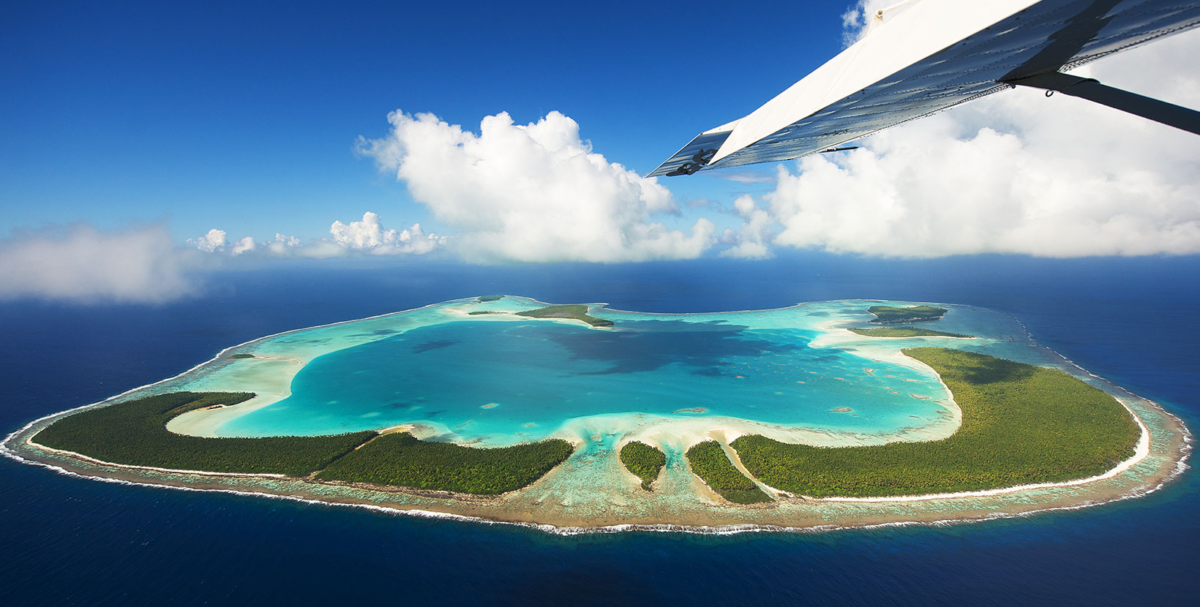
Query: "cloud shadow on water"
413 340 458 353
537 319 802 375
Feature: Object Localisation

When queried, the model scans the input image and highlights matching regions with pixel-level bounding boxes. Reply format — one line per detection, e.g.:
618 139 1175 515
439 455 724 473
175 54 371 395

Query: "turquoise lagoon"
166 297 1061 448
27 294 1181 532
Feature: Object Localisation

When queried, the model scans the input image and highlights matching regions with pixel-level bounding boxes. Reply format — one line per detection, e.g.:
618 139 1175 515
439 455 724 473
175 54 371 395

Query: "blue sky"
2 0 1198 302
1 0 853 241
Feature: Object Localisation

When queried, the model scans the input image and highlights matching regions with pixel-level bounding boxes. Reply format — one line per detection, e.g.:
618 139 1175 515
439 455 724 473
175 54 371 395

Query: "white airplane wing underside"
648 0 1200 177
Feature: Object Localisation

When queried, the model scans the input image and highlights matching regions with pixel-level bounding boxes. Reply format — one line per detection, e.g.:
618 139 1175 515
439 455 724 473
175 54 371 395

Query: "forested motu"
619 441 666 491
732 349 1141 498
685 441 772 504
33 392 374 476
867 305 947 324
317 432 574 494
33 392 574 492
514 304 614 327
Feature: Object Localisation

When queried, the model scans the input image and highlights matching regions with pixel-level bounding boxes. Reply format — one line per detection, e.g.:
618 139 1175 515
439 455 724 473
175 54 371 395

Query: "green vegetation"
33 392 374 476
317 432 574 494
849 327 971 338
867 305 947 324
477 295 504 302
685 441 772 504
34 392 576 493
34 346 1140 503
619 441 666 491
230 353 257 359
515 304 614 327
732 348 1141 498
467 311 501 315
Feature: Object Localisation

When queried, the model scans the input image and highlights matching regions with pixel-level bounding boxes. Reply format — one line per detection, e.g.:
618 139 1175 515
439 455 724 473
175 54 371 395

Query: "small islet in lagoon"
5 295 1189 533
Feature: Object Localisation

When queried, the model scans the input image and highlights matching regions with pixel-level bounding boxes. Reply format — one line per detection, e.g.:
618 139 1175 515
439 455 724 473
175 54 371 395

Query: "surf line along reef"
4 296 1189 532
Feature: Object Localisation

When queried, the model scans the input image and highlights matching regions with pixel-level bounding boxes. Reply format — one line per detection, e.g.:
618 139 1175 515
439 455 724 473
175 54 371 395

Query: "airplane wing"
645 120 738 177
648 0 1200 177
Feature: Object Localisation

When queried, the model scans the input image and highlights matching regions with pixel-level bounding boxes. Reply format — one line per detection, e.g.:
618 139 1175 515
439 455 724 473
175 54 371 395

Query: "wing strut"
1006 72 1200 136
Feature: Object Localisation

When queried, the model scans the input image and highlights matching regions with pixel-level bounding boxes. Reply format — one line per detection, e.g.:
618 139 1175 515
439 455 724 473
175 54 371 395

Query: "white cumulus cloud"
329 211 444 255
358 110 714 262
266 233 301 255
190 213 441 260
189 228 227 253
841 0 906 46
720 195 773 259
0 224 199 303
230 236 256 255
755 24 1200 258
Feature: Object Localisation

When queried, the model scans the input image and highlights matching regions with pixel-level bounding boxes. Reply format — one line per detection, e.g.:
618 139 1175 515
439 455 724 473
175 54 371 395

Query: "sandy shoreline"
2 297 1190 533
3 385 1188 534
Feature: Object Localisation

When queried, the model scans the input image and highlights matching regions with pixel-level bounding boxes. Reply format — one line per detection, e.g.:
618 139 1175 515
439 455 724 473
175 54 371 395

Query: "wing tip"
644 127 737 178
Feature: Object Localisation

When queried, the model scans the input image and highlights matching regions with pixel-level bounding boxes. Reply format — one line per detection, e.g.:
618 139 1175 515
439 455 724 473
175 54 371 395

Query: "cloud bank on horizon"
0 213 448 303
0 224 200 304
188 212 446 260
2 3 1198 303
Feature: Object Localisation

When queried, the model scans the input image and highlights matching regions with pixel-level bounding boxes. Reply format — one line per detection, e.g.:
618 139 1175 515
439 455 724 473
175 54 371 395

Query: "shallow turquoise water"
214 301 989 442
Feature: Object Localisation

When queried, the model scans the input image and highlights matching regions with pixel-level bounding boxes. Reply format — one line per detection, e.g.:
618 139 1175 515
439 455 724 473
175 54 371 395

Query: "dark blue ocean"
2 253 1197 605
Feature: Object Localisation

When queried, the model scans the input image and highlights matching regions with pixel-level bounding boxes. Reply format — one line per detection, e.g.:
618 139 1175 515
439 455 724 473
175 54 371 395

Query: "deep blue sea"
2 253 1197 605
